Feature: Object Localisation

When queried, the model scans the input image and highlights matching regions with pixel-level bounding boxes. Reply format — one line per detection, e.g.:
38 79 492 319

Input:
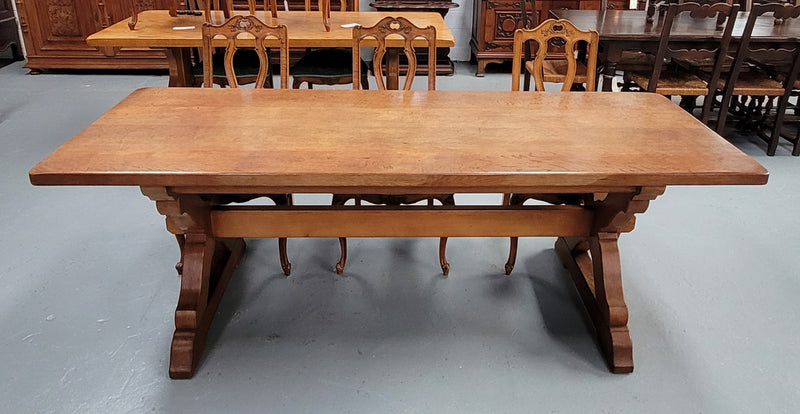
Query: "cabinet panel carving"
19 0 170 70
47 0 81 36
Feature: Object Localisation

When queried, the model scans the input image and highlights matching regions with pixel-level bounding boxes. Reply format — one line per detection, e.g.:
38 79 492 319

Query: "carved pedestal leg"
141 187 247 379
554 187 664 374
555 234 632 373
170 235 245 379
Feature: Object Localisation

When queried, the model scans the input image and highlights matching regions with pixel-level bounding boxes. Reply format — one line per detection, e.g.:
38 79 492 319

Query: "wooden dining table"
29 88 767 378
86 10 455 88
550 9 800 91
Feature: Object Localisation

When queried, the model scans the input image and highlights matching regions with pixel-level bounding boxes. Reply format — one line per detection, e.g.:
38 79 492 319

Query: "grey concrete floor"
1 60 799 413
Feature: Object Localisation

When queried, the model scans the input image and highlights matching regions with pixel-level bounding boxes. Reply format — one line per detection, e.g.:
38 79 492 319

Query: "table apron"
206 206 595 238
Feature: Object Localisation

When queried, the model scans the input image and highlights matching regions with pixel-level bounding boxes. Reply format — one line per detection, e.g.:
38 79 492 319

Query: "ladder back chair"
333 16 449 276
511 18 600 92
352 16 437 91
713 2 800 155
623 2 740 123
291 0 369 89
201 14 293 275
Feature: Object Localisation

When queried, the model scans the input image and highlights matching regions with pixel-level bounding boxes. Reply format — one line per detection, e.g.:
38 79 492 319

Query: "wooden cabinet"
16 0 176 70
470 0 629 75
1 0 22 59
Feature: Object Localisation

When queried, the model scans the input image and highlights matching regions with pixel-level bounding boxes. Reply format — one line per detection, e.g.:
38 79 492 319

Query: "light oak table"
86 10 455 88
30 88 768 378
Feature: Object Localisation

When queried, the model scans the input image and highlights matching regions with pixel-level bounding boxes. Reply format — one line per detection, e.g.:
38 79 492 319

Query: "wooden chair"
291 0 369 89
192 0 280 88
504 19 599 275
200 14 293 275
712 2 800 155
352 16 437 90
201 14 289 88
333 17 448 275
511 18 600 92
623 2 739 124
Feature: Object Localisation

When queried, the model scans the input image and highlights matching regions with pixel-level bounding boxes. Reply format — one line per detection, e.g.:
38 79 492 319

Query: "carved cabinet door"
18 0 171 68
18 0 105 55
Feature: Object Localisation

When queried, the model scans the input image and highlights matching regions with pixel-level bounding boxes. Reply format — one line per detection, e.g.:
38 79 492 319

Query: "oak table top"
29 88 766 190
86 10 455 49
29 88 768 378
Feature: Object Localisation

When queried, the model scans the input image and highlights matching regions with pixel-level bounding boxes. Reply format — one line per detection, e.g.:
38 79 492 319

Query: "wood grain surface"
29 88 768 190
87 10 454 48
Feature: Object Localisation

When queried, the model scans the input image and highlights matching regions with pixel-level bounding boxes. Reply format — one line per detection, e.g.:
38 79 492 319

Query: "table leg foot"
439 237 449 276
169 235 245 379
555 234 633 374
278 237 291 276
336 237 347 275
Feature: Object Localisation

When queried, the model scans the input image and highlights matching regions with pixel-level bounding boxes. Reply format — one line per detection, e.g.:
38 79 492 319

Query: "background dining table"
549 9 800 91
86 9 455 87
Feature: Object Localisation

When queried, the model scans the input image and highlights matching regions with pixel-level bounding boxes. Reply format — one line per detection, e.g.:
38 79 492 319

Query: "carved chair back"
646 2 739 93
352 16 437 90
201 15 289 88
511 19 599 91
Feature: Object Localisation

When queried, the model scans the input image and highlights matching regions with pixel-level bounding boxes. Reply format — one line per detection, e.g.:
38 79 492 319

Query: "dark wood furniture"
625 2 739 124
30 88 767 378
16 0 175 71
549 9 800 91
369 0 458 75
470 0 629 76
86 10 454 86
714 2 800 156
0 0 22 60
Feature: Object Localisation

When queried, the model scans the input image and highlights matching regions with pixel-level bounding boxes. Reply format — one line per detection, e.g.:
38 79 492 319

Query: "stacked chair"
332 16 452 275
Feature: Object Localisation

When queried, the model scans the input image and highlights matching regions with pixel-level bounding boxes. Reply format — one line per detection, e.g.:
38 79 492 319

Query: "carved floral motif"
47 0 80 36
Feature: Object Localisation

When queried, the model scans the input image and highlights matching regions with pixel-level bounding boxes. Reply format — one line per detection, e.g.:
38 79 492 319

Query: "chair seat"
527 59 589 83
629 70 708 95
716 71 786 96
617 50 656 71
674 54 735 71
292 49 367 77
